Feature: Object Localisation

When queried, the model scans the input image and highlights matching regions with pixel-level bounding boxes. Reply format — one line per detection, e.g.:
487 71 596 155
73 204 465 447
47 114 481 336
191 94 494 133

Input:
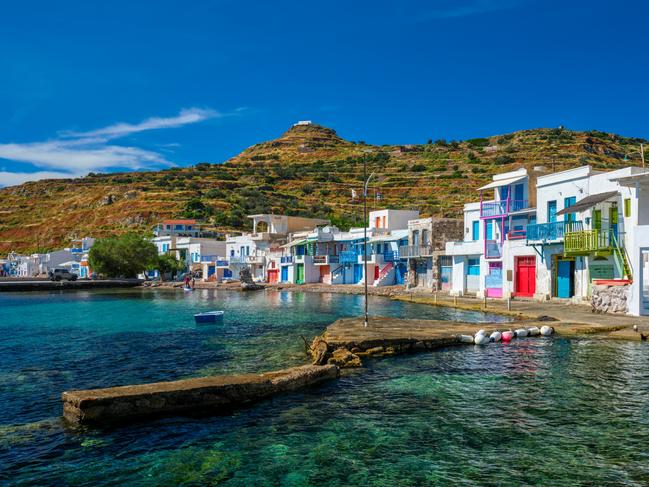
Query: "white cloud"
0 107 221 187
62 107 219 139
0 170 81 187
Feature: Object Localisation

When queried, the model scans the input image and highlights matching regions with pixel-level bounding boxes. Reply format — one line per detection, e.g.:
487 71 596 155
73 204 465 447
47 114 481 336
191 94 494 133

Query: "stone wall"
591 284 629 314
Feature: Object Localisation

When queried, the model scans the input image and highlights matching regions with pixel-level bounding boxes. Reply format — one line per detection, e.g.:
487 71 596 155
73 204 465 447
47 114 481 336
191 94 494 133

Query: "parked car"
49 268 78 281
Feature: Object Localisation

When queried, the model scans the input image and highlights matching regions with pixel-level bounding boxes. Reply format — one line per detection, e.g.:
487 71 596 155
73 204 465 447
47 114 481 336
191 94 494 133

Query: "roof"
478 174 527 191
556 191 618 216
609 170 649 186
368 230 408 243
161 219 197 225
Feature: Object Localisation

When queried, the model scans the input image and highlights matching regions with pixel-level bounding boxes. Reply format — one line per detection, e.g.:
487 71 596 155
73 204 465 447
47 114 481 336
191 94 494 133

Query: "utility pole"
641 143 645 168
362 157 375 328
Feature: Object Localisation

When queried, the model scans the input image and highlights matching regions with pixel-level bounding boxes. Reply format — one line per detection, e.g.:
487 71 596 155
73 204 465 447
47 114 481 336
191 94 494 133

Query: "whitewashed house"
446 168 537 298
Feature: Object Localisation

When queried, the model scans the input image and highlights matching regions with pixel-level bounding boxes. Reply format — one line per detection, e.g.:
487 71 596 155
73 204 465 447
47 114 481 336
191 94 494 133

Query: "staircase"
373 262 395 287
331 265 344 284
611 232 633 281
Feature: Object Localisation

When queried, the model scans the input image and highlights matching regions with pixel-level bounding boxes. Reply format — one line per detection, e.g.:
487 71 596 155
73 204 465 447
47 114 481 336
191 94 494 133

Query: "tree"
88 233 158 278
154 254 185 281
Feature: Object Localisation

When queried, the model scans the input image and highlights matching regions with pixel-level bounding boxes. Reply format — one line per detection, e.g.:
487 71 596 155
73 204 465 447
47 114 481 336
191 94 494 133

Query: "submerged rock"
327 348 362 368
310 337 329 365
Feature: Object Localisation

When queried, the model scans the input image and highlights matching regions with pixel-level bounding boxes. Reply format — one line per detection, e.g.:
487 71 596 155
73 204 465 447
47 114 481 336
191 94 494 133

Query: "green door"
593 209 602 230
296 264 304 284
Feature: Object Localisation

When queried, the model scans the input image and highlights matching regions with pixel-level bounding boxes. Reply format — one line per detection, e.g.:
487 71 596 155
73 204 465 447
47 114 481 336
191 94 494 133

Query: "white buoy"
514 328 529 338
528 326 540 336
474 334 490 345
458 335 474 344
490 331 502 342
475 329 486 337
540 325 554 336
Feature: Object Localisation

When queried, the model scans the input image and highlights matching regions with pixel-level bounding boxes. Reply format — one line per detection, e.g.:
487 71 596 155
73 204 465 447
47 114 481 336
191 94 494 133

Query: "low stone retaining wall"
591 284 629 314
62 364 338 425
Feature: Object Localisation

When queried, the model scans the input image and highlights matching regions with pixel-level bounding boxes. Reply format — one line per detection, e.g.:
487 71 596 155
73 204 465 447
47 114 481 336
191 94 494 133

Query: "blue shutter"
472 221 479 241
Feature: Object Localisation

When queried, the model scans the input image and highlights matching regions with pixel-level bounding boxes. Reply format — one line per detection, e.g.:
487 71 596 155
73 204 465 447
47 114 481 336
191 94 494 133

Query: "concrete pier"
0 278 143 292
62 364 338 425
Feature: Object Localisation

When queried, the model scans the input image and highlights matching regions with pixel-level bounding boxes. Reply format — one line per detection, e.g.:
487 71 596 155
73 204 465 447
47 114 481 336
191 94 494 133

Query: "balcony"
398 245 433 258
313 255 341 265
526 221 583 243
480 199 529 218
201 255 219 262
216 260 229 267
382 250 399 262
564 229 614 256
339 251 357 264
485 240 502 259
246 255 265 265
280 255 293 264
507 229 526 240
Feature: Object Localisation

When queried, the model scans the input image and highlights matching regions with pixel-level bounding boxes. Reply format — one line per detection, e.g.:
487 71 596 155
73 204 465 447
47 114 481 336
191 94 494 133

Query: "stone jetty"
0 278 142 292
62 364 338 425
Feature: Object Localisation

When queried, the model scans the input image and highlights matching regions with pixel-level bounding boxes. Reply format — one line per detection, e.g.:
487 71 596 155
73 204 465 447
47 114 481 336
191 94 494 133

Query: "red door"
319 265 330 283
268 269 279 284
374 265 380 280
515 256 536 297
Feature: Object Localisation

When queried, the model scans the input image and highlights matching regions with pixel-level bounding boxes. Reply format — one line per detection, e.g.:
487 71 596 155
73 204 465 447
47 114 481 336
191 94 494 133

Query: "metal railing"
526 221 583 242
564 229 613 255
480 199 528 217
383 250 399 262
398 245 433 258
339 251 357 263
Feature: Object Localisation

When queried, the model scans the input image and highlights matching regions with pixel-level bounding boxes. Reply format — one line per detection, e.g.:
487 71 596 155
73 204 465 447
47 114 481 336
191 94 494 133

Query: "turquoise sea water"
1 289 648 485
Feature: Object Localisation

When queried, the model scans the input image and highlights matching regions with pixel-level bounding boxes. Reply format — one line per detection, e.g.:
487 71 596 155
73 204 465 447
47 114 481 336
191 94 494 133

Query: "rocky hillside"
0 124 646 254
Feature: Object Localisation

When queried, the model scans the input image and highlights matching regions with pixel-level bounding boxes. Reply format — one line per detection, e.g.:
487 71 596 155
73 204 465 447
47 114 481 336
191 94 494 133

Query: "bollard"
434 293 438 304
483 296 487 309
507 298 511 311
454 296 457 306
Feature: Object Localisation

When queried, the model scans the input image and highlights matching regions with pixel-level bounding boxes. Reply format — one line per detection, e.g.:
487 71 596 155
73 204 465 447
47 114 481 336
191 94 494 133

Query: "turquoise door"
353 264 363 283
395 263 406 284
557 260 572 298
281 266 288 282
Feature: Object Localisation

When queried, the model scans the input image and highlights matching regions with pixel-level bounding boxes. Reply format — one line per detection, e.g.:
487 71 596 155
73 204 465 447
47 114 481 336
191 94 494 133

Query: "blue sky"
1 0 647 186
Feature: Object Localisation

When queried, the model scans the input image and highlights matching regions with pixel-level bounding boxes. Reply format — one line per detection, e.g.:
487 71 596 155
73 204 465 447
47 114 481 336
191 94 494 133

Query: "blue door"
485 221 493 240
224 269 232 278
281 266 288 282
557 260 572 298
353 264 363 283
395 263 406 284
548 201 557 223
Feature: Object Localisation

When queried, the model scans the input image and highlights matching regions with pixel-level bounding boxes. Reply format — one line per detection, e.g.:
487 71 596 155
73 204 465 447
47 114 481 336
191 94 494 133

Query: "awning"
556 191 618 216
282 238 308 248
368 230 408 243
478 174 526 191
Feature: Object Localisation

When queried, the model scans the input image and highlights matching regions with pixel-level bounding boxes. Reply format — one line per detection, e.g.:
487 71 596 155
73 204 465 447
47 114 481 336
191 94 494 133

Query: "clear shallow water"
1 290 648 485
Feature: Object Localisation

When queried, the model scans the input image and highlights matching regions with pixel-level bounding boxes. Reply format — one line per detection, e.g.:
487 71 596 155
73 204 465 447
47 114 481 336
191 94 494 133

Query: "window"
548 201 557 223
529 215 537 226
564 196 576 222
624 198 632 217
175 224 183 230
382 216 387 228
412 230 420 246
472 221 479 241
422 229 430 245
467 258 480 276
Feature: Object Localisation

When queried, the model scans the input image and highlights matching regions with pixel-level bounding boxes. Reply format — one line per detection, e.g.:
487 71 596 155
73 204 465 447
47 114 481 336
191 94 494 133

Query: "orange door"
319 265 330 283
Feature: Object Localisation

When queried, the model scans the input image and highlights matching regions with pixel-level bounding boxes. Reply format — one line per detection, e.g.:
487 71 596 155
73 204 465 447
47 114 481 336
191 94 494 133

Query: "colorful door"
610 206 618 240
485 262 503 298
374 265 380 281
557 259 573 298
593 209 602 230
296 264 304 284
281 266 288 282
319 265 330 283
267 269 279 284
441 266 452 291
353 264 363 283
515 256 536 297
548 201 557 223
395 263 406 285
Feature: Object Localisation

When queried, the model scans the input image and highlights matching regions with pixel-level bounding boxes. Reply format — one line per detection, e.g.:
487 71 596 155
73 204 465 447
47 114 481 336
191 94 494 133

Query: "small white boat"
194 310 224 324
183 286 193 292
